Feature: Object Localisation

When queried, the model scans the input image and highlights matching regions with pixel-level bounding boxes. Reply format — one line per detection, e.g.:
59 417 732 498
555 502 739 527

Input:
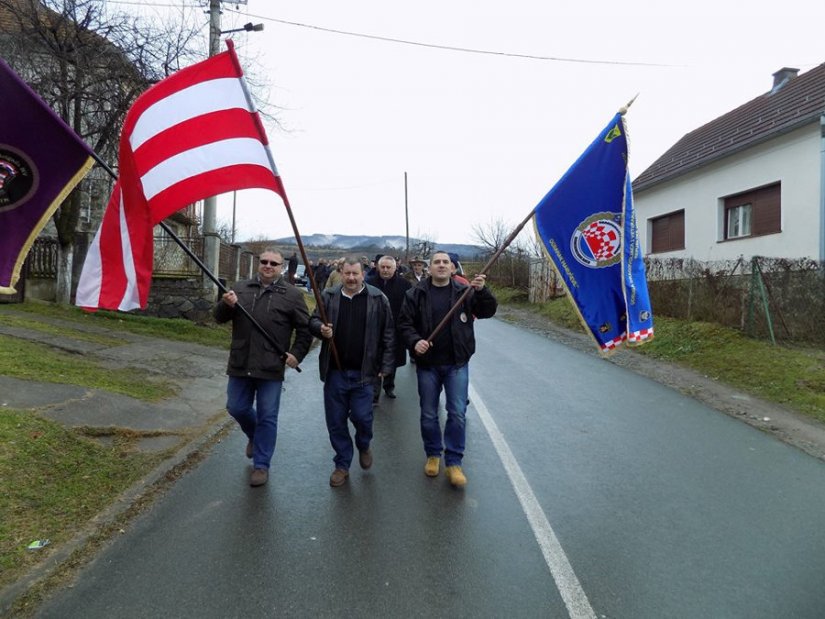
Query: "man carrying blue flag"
398 251 498 488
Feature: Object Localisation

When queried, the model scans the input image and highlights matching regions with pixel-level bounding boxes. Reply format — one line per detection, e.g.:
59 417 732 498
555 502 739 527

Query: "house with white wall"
633 63 825 266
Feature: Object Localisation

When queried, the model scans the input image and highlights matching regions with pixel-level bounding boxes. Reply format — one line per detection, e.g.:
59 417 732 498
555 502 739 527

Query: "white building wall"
634 123 822 262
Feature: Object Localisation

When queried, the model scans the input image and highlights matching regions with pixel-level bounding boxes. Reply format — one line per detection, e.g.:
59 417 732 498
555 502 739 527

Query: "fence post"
753 258 776 345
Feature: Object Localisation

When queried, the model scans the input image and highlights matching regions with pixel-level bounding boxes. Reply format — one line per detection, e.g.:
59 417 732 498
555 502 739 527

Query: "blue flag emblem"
533 113 654 353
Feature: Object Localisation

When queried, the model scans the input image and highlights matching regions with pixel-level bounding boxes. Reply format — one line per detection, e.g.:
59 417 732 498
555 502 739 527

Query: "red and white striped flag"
76 41 285 311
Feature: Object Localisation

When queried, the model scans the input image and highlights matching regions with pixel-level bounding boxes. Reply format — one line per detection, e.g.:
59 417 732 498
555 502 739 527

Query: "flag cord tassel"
91 155 300 372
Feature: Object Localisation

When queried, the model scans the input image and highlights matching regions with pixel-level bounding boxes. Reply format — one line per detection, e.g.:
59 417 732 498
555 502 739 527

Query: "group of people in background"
302 252 450 291
214 247 496 490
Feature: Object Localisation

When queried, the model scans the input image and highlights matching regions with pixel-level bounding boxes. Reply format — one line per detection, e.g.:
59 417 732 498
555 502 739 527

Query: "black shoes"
384 389 396 399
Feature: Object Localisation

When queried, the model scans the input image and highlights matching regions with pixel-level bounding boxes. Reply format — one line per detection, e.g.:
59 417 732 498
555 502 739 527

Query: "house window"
726 203 751 238
649 209 685 253
79 201 91 224
723 183 780 240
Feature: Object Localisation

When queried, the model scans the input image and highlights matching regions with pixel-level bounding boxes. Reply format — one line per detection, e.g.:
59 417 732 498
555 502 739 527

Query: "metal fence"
19 234 249 288
645 256 825 345
26 237 58 277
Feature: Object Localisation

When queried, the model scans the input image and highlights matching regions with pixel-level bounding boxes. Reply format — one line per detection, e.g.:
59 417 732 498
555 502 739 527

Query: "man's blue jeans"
416 364 469 467
324 369 374 470
226 376 283 470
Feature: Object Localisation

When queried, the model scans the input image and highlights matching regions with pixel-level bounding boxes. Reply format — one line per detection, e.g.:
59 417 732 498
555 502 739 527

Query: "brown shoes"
424 456 440 477
445 465 467 488
250 468 268 487
329 468 349 487
245 440 253 459
359 449 373 470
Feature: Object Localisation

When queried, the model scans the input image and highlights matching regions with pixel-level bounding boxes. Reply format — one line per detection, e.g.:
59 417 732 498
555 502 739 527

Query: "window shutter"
650 210 685 253
725 182 780 238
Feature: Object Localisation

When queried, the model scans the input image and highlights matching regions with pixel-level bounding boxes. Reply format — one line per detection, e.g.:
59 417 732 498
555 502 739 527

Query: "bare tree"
471 218 512 256
0 0 203 303
512 226 544 260
411 230 437 262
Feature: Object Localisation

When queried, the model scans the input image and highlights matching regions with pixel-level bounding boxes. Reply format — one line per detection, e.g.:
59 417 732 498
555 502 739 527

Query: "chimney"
771 67 799 92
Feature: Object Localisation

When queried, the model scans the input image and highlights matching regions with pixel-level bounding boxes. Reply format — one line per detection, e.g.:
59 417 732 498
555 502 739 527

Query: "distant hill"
270 234 484 260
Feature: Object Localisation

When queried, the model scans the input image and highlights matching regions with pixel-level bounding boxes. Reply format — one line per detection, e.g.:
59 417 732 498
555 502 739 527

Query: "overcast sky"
134 0 825 247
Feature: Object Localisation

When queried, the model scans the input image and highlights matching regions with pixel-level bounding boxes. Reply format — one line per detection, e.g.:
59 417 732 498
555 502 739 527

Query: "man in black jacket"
398 251 497 488
287 251 298 284
310 256 395 487
214 248 312 487
365 255 411 403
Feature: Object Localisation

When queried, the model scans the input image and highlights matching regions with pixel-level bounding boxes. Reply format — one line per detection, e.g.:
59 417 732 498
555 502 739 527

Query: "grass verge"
0 409 169 590
0 337 174 401
499 289 825 423
4 301 231 348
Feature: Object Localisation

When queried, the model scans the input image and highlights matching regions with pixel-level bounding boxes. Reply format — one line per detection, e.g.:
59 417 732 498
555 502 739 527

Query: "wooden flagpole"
426 208 535 343
427 95 640 344
428 96 642 346
232 68 342 370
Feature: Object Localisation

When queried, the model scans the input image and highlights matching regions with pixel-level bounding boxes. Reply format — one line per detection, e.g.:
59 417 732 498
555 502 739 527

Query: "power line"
105 1 203 8
225 7 677 67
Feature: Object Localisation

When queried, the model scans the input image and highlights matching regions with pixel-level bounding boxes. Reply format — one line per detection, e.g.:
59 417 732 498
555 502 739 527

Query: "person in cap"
405 256 427 284
447 252 470 285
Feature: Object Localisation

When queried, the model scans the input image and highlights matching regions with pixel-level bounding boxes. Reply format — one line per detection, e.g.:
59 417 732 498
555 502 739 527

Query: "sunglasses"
259 259 282 267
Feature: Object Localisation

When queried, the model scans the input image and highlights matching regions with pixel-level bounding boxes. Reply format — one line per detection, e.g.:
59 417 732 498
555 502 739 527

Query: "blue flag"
533 112 653 353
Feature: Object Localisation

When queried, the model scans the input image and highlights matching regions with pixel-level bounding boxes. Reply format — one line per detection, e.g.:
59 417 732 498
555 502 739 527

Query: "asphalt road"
37 318 825 618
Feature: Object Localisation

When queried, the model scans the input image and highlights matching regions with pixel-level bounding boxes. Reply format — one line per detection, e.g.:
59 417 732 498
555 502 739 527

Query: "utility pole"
202 0 222 295
404 171 409 263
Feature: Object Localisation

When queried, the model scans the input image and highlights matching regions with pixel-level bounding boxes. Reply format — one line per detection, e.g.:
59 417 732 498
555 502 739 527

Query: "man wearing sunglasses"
214 248 312 487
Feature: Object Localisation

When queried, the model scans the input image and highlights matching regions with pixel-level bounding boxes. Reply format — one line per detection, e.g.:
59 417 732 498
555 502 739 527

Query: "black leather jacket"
214 276 312 381
309 284 395 382
398 278 497 367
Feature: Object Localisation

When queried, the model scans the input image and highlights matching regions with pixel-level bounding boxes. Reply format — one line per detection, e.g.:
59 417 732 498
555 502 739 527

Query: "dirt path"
494 306 825 462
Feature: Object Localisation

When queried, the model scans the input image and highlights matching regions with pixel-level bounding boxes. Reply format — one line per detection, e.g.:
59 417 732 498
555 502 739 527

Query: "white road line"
469 383 597 619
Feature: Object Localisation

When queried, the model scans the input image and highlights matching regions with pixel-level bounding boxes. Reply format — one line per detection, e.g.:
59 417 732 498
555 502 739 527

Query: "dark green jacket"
214 276 312 381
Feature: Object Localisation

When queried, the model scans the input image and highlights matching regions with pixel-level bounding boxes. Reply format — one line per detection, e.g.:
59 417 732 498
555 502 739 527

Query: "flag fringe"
0 155 95 294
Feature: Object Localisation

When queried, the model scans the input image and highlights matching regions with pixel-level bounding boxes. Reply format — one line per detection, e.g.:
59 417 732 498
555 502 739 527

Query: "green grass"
0 312 127 347
0 409 167 588
0 336 174 401
512 294 825 422
636 317 825 421
6 301 231 349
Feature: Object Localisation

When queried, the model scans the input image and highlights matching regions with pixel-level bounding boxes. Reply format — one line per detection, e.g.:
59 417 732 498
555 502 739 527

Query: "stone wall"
144 277 217 323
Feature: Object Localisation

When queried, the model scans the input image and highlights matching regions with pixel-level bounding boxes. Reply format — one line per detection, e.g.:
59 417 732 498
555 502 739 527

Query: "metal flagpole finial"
619 93 639 116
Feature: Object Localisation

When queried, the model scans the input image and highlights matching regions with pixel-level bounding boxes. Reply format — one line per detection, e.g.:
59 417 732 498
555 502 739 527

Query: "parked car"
293 264 308 288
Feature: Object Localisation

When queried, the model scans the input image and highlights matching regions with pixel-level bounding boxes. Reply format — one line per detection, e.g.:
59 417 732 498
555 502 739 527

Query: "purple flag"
0 58 94 294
